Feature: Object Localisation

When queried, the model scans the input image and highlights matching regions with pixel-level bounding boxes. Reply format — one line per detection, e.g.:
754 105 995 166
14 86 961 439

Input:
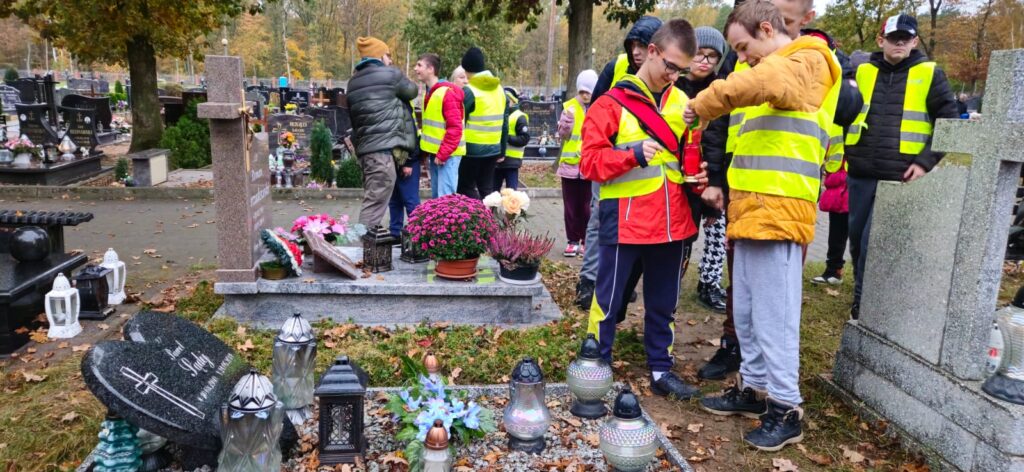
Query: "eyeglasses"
693 54 720 65
655 47 690 75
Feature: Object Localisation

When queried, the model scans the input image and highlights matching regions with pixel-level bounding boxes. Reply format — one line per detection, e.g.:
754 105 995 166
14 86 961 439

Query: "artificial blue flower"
399 389 423 411
448 398 467 419
463 401 482 429
414 406 454 441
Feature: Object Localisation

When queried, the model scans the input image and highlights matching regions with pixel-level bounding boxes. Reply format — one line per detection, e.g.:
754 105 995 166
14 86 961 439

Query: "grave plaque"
304 230 359 279
82 311 250 448
268 113 315 154
199 56 273 284
0 85 21 112
60 106 99 152
15 103 59 146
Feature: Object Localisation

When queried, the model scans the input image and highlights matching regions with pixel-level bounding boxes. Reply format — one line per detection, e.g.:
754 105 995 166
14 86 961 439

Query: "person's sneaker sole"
746 432 804 452
650 385 699 401
810 276 828 284
701 404 765 419
826 277 843 285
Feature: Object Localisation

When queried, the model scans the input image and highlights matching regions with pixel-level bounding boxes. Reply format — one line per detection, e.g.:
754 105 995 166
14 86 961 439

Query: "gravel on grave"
284 388 681 472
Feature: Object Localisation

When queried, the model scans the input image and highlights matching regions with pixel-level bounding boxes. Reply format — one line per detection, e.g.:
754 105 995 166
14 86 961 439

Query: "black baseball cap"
882 14 918 37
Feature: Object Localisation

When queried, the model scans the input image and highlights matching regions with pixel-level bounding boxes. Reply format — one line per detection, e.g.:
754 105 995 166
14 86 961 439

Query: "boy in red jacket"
414 53 465 198
581 19 707 401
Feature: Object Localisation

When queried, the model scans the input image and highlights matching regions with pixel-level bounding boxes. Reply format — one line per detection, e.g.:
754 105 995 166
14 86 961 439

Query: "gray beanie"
694 26 727 58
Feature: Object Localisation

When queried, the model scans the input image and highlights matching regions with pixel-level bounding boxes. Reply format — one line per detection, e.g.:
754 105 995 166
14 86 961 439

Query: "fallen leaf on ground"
97 323 110 330
773 457 799 471
22 372 46 382
450 367 462 382
842 445 865 464
61 412 79 423
563 417 582 428
72 344 92 352
687 423 704 433
796 444 833 465
236 326 247 337
378 452 407 465
57 342 69 349
826 288 841 297
236 339 255 352
29 329 49 344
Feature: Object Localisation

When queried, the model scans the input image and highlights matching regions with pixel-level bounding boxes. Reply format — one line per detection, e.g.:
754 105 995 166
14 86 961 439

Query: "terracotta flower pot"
435 257 480 280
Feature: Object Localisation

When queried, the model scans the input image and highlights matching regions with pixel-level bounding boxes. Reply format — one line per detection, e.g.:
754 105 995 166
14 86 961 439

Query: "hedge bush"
159 99 211 169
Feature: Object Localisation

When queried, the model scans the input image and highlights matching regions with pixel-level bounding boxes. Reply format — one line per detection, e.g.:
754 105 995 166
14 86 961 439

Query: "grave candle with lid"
272 312 317 416
218 369 284 472
503 357 551 453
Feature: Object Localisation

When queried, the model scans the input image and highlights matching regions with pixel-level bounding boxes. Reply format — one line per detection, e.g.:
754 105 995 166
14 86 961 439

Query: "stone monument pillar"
198 56 272 285
830 50 1024 471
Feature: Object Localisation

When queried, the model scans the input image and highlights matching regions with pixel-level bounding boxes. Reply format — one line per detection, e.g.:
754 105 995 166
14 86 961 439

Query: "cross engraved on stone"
928 49 1024 380
120 366 206 420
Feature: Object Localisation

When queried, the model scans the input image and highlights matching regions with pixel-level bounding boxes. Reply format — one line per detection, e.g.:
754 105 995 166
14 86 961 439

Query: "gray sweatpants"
357 151 397 228
733 239 804 406
580 181 601 282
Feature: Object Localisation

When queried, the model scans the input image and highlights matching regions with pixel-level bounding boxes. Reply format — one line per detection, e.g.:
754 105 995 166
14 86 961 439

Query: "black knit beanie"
461 47 486 73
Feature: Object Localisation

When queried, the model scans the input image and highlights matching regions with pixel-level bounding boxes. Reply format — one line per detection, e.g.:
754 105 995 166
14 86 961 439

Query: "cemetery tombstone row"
518 100 561 158
284 89 310 108
0 85 21 113
5 79 37 104
831 49 1024 472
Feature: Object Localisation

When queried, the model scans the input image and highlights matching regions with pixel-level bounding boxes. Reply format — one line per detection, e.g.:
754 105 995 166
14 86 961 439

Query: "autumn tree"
440 0 657 96
0 0 261 152
404 0 523 79
817 0 921 51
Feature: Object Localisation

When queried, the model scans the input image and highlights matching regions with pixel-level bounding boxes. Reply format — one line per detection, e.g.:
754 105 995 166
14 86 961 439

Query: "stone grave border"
0 185 565 201
76 383 693 472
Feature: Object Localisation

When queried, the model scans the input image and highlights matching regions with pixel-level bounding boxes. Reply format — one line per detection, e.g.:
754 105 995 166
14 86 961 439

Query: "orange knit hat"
356 36 390 59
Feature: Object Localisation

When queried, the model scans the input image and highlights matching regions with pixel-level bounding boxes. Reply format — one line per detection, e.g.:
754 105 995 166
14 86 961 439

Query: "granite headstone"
15 103 60 146
59 106 100 153
268 113 314 154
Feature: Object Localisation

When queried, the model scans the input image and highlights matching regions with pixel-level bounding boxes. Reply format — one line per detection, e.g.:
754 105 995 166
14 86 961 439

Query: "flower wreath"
261 228 303 276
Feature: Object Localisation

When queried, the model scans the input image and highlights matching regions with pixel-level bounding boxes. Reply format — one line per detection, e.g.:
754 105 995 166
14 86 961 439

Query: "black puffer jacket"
346 60 418 156
591 15 662 102
846 50 959 181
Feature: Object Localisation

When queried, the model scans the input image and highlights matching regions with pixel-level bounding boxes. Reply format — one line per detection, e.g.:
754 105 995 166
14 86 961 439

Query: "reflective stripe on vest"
823 125 846 173
725 61 752 154
419 85 466 156
560 98 585 165
465 82 507 146
600 75 688 200
845 62 936 155
613 54 631 86
728 56 842 203
506 109 528 159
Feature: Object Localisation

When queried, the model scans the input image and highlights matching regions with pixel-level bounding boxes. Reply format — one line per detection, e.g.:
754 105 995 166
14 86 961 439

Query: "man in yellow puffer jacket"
684 0 841 451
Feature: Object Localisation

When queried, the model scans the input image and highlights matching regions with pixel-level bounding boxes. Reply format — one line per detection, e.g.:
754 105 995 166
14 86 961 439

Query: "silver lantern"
599 387 657 472
567 333 613 419
422 419 452 472
983 287 1024 405
218 369 284 472
272 312 317 422
502 357 551 453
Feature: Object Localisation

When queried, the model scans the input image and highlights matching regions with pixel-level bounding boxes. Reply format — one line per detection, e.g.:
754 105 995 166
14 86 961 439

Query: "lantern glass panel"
327 402 354 447
48 299 68 323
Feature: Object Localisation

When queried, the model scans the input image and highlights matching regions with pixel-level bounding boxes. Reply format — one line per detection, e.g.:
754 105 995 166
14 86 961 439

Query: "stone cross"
198 56 272 284
929 49 1024 380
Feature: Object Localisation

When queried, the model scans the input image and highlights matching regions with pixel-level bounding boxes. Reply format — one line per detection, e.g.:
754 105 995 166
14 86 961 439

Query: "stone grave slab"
82 312 250 448
60 94 114 132
304 230 359 278
859 167 968 363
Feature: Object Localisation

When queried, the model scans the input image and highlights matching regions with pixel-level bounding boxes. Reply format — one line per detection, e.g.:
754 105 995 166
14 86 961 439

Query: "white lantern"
45 273 81 339
101 248 127 305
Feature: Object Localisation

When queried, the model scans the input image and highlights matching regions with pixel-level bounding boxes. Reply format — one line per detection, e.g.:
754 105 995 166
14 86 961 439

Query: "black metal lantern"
74 265 114 320
361 225 396 273
315 355 367 466
399 229 428 264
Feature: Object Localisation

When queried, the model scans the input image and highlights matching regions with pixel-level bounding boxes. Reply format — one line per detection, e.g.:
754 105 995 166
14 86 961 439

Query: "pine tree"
309 120 335 186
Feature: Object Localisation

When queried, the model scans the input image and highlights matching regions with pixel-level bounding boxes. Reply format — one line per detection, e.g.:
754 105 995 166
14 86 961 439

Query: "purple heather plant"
488 228 555 270
406 194 498 261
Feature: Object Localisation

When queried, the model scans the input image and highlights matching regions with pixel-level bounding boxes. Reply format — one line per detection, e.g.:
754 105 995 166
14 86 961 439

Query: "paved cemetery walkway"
6 195 842 291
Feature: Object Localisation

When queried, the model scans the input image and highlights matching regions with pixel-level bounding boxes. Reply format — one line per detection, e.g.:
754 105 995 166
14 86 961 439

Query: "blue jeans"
429 155 461 199
388 162 421 237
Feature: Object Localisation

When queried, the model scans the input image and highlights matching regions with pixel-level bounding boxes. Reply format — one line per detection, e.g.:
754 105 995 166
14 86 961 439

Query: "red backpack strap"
605 87 681 156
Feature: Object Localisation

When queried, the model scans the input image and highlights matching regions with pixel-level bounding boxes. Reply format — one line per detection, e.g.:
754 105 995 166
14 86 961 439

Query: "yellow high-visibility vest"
728 59 842 203
725 61 752 154
612 53 631 85
599 75 687 200
845 61 936 155
560 98 585 165
506 109 528 159
419 85 466 156
465 81 507 146
823 122 847 173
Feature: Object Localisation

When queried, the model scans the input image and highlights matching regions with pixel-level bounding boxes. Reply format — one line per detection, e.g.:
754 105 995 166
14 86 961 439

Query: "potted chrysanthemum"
406 194 498 280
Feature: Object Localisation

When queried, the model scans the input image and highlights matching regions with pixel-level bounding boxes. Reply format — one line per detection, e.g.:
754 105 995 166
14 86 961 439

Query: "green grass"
518 163 561 188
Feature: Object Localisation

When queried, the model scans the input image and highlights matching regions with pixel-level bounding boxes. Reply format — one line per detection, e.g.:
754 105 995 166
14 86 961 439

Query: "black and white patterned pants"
698 216 727 286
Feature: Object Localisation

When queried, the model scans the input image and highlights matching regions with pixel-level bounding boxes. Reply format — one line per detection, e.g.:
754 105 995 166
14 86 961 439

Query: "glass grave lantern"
423 351 441 382
399 228 428 264
45 273 82 339
218 369 284 472
73 265 114 320
599 387 658 472
983 286 1024 405
315 355 367 465
101 248 127 305
503 357 551 453
361 225 396 273
58 134 77 161
566 333 613 418
272 312 317 420
423 419 452 472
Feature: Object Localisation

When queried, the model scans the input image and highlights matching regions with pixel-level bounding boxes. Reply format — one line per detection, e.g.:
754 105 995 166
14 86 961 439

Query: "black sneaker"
697 336 742 380
744 399 804 452
697 282 727 313
701 385 767 419
811 268 843 285
650 372 700 400
851 302 860 320
575 277 595 310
